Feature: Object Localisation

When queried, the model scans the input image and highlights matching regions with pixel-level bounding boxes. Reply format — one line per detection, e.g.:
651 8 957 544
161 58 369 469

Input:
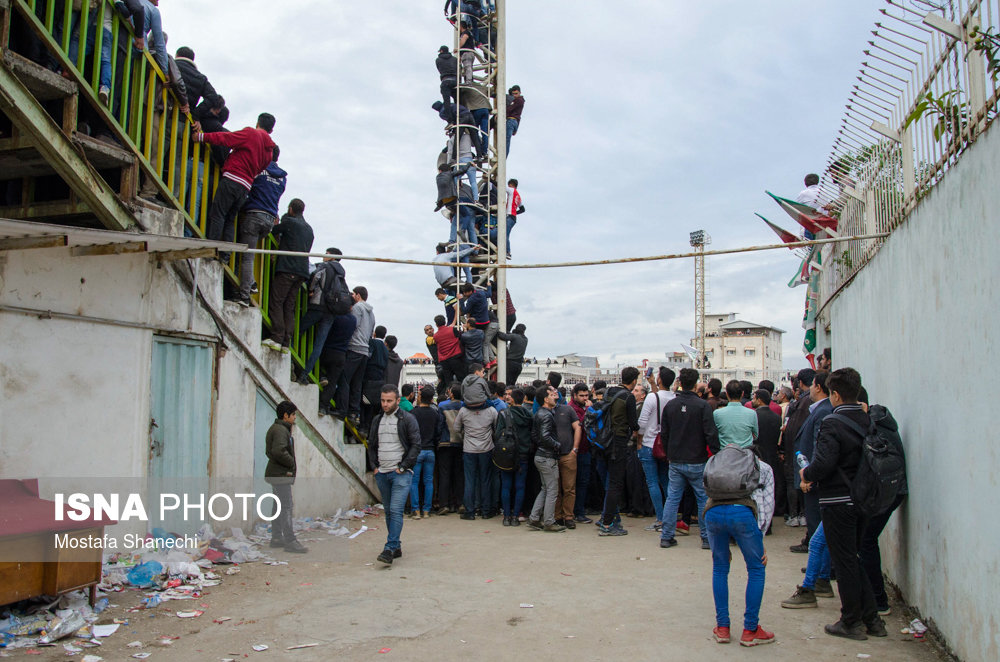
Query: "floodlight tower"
689 230 711 369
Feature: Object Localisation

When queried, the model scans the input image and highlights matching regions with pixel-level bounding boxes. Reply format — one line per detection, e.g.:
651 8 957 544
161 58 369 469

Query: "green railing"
11 0 326 392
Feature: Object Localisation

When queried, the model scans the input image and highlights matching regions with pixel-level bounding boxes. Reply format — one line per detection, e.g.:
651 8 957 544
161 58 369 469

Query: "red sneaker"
713 626 731 643
740 626 775 647
676 520 690 536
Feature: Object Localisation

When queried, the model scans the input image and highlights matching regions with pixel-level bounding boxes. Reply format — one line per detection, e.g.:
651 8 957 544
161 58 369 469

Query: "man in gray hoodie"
334 286 375 427
454 394 498 520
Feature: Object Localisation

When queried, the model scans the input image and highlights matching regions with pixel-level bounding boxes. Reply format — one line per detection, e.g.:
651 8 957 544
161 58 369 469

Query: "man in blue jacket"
458 282 490 334
232 146 286 306
791 371 833 552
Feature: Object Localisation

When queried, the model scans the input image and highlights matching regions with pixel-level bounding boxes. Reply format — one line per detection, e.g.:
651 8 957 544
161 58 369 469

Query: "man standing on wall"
261 199 313 353
264 401 307 554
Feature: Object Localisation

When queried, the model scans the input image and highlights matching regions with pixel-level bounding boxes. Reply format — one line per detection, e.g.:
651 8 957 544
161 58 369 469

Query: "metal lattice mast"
450 0 507 381
690 231 710 369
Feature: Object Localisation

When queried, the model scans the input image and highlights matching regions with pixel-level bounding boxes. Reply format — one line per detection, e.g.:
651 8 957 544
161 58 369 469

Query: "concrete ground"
18 513 946 661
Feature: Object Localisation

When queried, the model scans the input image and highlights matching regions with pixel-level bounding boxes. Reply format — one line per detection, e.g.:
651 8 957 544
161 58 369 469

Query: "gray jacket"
454 406 498 453
461 374 490 407
348 301 375 355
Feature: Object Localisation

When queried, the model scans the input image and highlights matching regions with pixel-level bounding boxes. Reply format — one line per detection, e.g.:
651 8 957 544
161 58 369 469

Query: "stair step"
74 133 135 169
3 50 76 101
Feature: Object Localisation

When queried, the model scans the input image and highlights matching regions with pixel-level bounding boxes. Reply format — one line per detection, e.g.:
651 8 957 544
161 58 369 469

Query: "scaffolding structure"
689 230 711 369
442 0 509 381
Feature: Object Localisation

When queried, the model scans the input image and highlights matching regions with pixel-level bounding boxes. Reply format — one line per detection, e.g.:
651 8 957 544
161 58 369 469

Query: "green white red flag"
766 191 839 236
755 213 800 248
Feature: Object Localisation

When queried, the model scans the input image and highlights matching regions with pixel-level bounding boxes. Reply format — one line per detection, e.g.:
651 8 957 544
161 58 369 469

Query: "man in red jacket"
194 112 277 261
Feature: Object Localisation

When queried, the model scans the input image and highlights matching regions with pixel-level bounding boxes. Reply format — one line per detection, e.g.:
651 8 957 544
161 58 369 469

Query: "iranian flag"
801 270 821 366
755 213 800 248
788 245 823 288
766 191 839 237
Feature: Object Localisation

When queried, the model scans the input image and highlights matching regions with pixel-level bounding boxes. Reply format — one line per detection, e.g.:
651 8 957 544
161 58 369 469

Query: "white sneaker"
785 517 800 527
98 85 110 106
797 516 808 526
261 339 281 351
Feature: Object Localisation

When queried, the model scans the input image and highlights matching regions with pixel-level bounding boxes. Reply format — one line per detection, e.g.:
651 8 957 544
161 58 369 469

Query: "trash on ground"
131 654 152 660
378 648 391 654
519 604 534 608
213 617 232 624
252 644 269 651
92 624 120 638
348 525 369 539
176 610 204 618
286 643 319 649
857 655 871 659
127 641 143 648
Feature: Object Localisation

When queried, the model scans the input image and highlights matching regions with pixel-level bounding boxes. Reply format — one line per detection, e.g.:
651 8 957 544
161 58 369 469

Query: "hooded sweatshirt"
244 162 288 218
196 126 276 190
348 301 375 355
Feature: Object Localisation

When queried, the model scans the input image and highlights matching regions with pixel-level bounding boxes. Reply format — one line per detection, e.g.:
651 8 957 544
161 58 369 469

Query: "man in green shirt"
714 380 759 448
400 384 416 412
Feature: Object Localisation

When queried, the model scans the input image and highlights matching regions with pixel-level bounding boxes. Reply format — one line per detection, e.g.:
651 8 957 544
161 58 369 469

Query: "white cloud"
161 0 874 370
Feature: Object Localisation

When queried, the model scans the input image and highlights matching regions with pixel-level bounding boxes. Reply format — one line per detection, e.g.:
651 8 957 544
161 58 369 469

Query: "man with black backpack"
800 368 888 641
495 389 533 526
296 248 350 384
659 367 720 550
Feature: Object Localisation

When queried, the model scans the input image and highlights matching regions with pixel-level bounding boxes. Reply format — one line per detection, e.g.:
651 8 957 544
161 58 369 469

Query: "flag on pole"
766 191 839 236
755 213 800 248
680 344 699 362
802 270 820 366
788 246 823 288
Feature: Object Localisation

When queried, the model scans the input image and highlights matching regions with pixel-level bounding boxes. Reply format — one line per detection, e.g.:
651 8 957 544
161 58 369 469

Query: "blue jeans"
637 446 669 523
449 202 478 245
500 458 528 517
410 450 436 512
661 462 709 543
573 451 592 518
299 308 335 377
803 521 831 589
68 25 113 90
704 504 766 631
141 0 168 73
375 470 413 552
471 108 490 156
505 118 518 156
463 451 493 514
505 214 517 250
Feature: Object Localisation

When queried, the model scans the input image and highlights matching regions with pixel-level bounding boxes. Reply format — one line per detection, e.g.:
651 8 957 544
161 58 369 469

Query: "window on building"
726 349 736 356
745 349 755 357
706 350 714 358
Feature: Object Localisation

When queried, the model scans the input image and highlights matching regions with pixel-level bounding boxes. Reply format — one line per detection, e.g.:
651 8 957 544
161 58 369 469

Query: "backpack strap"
654 392 661 427
826 413 869 439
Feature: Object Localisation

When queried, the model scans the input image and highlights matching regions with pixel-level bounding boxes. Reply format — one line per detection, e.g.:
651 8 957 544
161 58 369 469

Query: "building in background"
696 313 784 385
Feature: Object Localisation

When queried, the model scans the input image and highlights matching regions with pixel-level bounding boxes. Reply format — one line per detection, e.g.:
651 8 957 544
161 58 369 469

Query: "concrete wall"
829 122 1000 662
0 245 372 541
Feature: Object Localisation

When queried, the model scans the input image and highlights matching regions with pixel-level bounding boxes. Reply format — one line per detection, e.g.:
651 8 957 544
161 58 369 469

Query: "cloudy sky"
163 1 876 370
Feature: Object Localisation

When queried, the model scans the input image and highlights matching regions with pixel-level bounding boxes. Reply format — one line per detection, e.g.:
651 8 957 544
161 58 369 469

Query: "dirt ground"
12 513 946 662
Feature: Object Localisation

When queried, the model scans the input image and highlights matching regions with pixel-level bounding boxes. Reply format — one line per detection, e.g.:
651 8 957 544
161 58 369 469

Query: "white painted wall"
0 244 371 543
829 123 1000 662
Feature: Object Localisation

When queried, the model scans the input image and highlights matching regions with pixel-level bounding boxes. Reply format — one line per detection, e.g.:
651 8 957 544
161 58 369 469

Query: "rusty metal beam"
70 240 147 257
0 234 67 251
0 58 136 232
152 247 216 261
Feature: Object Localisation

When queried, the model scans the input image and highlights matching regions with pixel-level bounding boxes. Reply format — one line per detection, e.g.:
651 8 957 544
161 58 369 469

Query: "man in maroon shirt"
433 314 466 394
194 112 277 260
568 382 594 523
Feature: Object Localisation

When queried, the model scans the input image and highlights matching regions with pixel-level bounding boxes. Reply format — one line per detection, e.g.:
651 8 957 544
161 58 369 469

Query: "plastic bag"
127 561 164 588
39 611 86 643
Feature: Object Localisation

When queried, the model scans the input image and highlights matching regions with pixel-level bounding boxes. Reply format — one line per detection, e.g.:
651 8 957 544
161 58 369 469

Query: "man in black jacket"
264 401 307 553
659 367 720 550
527 386 565 532
497 323 527 385
753 389 783 528
781 369 815 527
174 46 219 111
599 367 640 536
368 384 421 565
800 368 887 640
263 199 314 352
435 45 458 106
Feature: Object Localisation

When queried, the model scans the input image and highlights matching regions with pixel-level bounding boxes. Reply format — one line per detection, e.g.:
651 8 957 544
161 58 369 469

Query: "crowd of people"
355 349 907 647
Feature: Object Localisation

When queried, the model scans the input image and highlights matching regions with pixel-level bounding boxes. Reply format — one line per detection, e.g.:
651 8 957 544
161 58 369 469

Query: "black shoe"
269 539 284 548
866 619 887 637
574 515 593 524
460 513 476 520
510 518 521 527
660 538 678 549
824 620 867 641
393 548 402 559
481 511 496 520
283 540 308 554
296 375 311 386
502 517 511 526
554 519 565 526
527 519 543 530
565 520 576 530
789 543 809 553
377 549 393 565
701 539 711 550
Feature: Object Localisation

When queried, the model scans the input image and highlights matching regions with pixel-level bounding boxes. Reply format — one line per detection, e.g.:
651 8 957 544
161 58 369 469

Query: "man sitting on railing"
193 112 277 258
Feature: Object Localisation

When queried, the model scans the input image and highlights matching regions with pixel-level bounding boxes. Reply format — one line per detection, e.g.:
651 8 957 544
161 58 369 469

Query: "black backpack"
583 391 626 456
827 413 907 517
492 409 517 471
321 267 352 315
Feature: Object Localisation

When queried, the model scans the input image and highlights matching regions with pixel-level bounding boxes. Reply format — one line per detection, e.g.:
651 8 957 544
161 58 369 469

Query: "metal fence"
12 0 323 382
817 0 1000 311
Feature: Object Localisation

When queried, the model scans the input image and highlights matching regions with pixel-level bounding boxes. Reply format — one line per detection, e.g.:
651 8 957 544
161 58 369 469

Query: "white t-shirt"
795 184 824 210
637 391 674 448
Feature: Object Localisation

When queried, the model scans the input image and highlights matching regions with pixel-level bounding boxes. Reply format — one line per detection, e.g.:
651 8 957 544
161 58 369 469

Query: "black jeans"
437 446 465 509
822 503 878 628
335 351 368 416
439 355 467 389
268 481 296 543
601 448 628 526
784 460 803 518
804 491 821 542
207 177 249 248
506 360 522 385
267 272 304 346
318 349 346 409
860 495 905 610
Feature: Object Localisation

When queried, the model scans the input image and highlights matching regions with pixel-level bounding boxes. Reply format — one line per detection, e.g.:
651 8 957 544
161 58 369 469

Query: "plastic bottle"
795 451 810 469
93 597 110 613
